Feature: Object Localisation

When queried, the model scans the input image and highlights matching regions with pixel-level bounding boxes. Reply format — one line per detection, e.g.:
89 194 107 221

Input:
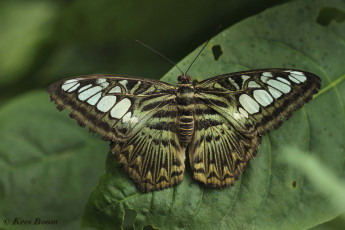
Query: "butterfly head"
178 74 191 84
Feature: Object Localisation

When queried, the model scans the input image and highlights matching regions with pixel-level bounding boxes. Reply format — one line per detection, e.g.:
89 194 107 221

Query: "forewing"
47 74 176 142
48 75 185 191
194 69 321 136
190 69 321 188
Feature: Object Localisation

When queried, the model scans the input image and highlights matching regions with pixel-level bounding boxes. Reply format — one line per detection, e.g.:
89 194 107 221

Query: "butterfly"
47 67 321 192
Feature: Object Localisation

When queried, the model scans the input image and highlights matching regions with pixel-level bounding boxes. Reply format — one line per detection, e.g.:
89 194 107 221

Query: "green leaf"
82 0 345 229
283 149 345 213
311 213 345 230
0 91 108 230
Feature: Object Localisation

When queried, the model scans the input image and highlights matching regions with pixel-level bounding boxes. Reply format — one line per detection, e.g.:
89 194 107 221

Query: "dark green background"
0 0 291 103
0 0 344 229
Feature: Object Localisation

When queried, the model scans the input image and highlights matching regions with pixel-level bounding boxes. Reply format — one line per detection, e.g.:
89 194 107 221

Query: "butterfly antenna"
185 25 222 75
135 39 184 75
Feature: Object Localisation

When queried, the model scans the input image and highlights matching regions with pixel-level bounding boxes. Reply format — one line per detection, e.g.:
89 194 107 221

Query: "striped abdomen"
177 84 195 146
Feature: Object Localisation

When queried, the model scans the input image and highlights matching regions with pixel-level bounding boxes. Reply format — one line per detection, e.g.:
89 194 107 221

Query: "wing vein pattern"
48 69 321 191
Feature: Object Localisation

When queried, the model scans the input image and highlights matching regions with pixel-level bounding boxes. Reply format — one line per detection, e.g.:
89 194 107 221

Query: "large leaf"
0 92 108 230
82 0 345 229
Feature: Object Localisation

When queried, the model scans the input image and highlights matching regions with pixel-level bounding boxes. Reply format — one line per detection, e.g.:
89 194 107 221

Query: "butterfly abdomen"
176 84 195 146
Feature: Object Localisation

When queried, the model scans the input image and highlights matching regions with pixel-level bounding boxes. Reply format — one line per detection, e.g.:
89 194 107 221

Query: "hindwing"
190 69 321 187
111 103 185 191
190 103 261 188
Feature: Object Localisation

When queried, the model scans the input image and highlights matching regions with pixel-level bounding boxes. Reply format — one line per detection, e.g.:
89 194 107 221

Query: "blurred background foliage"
0 0 293 104
0 0 344 229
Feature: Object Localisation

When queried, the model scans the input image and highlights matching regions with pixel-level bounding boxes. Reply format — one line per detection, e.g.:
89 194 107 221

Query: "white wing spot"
78 86 102 101
97 95 117 112
241 75 250 82
260 72 273 83
96 78 107 84
109 86 121 93
122 112 139 124
253 89 273 106
239 94 260 114
285 70 307 82
122 112 132 122
248 81 261 88
62 81 78 91
78 84 92 92
87 92 102 105
100 82 109 88
67 83 80 92
288 75 300 83
119 80 128 91
228 77 240 90
111 98 131 119
261 76 269 83
64 79 79 84
267 79 291 93
95 78 109 88
239 108 249 118
290 72 307 82
290 71 305 76
262 72 273 77
268 86 282 99
277 77 291 85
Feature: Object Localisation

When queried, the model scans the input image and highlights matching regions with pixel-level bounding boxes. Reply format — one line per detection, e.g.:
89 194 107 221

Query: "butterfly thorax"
177 75 195 146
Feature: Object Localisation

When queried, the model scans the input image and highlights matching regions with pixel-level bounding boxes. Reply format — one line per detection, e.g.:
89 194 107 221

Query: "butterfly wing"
47 75 185 191
111 102 185 191
190 69 321 188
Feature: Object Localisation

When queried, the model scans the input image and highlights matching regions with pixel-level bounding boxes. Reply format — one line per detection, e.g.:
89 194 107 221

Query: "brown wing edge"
189 127 262 189
47 81 118 142
110 139 186 192
254 72 321 136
